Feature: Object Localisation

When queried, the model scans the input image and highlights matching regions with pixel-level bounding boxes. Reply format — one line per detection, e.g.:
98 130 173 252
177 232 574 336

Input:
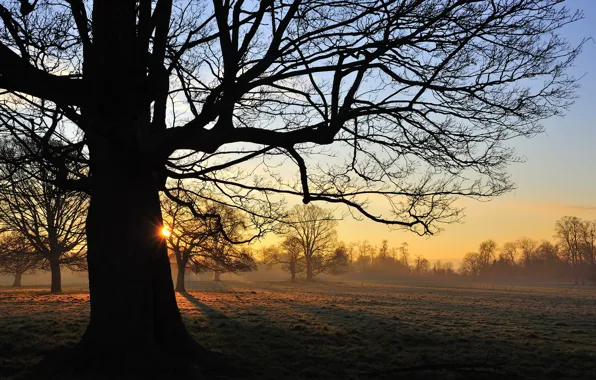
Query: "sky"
333 0 596 264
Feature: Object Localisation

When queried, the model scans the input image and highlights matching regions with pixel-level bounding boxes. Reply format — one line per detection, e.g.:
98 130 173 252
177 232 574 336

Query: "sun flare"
161 227 171 238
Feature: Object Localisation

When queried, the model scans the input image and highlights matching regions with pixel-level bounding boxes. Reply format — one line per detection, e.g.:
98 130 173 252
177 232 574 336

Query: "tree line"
461 217 596 284
256 216 596 284
1 159 593 288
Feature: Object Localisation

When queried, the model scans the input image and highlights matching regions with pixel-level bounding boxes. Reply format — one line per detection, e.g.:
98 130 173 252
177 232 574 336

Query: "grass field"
1 280 595 379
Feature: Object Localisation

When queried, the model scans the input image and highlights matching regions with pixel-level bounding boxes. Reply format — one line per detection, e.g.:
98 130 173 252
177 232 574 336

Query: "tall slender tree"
0 0 584 375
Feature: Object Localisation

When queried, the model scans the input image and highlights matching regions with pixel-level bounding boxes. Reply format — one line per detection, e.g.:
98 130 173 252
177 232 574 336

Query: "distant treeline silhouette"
347 216 595 284
459 216 595 284
260 216 595 284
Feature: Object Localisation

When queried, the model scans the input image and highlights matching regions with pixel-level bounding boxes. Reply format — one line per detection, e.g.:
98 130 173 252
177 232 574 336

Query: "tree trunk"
49 258 62 293
44 3 213 377
74 153 204 377
12 271 22 287
306 259 313 281
213 271 221 282
291 271 296 282
175 258 187 293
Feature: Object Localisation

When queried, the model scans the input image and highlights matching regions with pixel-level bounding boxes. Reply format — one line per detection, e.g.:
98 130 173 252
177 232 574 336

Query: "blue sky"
335 0 596 262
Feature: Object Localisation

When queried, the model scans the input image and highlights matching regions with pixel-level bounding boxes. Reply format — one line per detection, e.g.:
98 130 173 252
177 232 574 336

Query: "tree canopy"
0 0 584 234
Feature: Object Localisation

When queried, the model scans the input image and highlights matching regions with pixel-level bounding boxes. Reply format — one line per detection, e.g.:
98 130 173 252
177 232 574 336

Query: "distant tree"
327 243 350 276
377 240 390 262
461 252 482 276
162 196 210 292
433 260 456 276
284 205 342 281
500 241 519 265
364 240 410 276
517 237 539 267
399 242 410 269
355 240 375 274
555 217 585 283
0 232 41 287
478 240 498 269
0 143 87 293
534 241 560 264
443 261 455 276
207 245 255 282
414 255 430 275
162 196 256 291
263 237 305 282
580 220 596 271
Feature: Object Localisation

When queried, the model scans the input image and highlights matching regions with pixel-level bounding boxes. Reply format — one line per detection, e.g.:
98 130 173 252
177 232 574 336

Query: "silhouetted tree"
357 240 409 277
414 255 430 275
0 232 40 286
478 240 498 270
530 240 565 280
0 141 87 293
162 195 256 291
377 240 390 262
432 260 455 277
195 237 256 282
162 196 210 292
0 0 583 373
286 205 349 281
500 241 519 265
328 243 350 275
460 252 482 276
555 216 585 283
399 242 410 269
263 237 305 281
580 220 596 281
355 240 375 273
284 204 346 280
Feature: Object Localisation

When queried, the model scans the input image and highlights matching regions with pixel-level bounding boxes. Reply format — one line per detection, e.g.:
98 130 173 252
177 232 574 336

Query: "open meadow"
1 280 595 379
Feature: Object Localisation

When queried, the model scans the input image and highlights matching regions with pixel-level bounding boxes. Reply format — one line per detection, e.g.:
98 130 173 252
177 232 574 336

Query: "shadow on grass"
180 291 351 379
180 291 220 315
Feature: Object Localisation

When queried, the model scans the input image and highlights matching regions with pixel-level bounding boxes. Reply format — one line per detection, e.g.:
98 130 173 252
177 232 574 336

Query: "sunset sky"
331 0 596 264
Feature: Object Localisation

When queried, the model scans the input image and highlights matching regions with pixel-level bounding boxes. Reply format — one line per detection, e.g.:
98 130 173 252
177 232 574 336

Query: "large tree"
0 141 87 293
283 204 347 280
0 0 584 375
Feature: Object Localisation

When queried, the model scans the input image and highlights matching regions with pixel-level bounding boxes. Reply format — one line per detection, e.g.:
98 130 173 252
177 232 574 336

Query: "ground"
0 280 595 379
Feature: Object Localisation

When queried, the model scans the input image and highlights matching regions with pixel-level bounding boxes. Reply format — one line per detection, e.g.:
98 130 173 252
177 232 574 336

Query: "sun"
161 227 171 238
